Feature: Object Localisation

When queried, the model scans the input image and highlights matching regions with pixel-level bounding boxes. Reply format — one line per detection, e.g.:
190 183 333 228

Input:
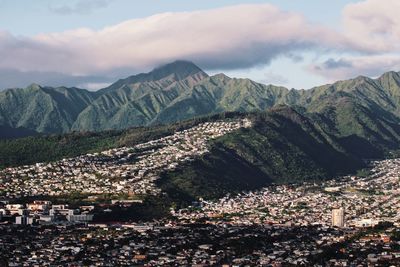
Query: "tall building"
15 215 34 225
332 208 345 227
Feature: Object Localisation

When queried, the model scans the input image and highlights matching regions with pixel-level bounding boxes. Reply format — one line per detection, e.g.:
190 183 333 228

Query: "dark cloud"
49 0 111 15
286 53 304 63
322 58 353 69
192 41 316 71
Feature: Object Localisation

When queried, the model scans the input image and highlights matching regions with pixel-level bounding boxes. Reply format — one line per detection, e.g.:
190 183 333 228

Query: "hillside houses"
0 119 252 199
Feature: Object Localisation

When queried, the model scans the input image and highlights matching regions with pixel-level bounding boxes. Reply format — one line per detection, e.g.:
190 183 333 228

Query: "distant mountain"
72 61 209 131
0 84 97 133
1 60 400 146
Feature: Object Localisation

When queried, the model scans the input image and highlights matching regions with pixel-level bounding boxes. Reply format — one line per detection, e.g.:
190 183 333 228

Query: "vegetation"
158 106 366 201
356 168 371 178
0 131 118 169
0 112 242 169
93 195 173 222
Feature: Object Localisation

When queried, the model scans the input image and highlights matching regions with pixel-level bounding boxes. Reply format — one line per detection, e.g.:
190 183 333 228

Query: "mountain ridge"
1 60 400 138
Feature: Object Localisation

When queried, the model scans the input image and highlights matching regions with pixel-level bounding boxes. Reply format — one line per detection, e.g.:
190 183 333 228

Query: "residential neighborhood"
1 120 400 266
174 159 400 228
0 119 252 199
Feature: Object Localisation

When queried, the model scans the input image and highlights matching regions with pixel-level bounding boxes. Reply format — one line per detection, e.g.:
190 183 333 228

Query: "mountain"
72 61 209 131
0 84 97 133
0 105 379 206
0 125 38 139
0 109 366 202
158 106 365 200
3 61 400 207
296 73 400 157
150 74 288 125
1 60 400 147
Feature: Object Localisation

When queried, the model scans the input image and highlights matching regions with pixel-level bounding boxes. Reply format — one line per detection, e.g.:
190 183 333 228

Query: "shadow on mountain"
338 135 384 159
0 125 38 139
158 145 272 202
158 106 366 201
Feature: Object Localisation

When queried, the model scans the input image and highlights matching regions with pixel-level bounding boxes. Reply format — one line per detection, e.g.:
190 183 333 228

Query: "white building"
66 214 94 222
15 215 34 225
332 208 345 227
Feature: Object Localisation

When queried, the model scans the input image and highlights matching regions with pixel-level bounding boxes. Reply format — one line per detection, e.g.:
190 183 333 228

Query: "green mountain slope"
2 60 400 146
0 125 38 139
152 73 288 124
2 104 400 206
0 108 371 202
159 106 365 200
0 84 97 133
71 61 209 131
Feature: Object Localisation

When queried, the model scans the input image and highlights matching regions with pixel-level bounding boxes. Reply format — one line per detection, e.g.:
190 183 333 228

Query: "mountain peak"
379 70 400 80
27 83 42 91
152 60 206 80
102 60 208 92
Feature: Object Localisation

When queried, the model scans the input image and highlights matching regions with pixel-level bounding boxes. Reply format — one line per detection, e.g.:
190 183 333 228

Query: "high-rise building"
15 215 34 225
332 208 345 227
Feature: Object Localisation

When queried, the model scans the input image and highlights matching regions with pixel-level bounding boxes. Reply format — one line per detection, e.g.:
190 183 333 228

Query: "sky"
0 0 399 90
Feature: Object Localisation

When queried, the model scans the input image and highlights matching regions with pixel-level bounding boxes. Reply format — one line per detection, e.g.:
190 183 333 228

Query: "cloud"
321 58 353 69
342 0 400 52
49 0 112 15
1 1 400 87
306 0 400 82
78 82 112 90
0 68 114 90
309 54 400 81
0 4 347 77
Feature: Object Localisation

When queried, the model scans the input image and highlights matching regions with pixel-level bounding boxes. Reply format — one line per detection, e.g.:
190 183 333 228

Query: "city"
2 0 400 266
1 123 400 265
174 159 400 228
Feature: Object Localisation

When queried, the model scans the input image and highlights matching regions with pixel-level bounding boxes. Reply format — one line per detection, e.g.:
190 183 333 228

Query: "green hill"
2 61 400 213
1 105 399 203
158 106 365 200
0 84 97 133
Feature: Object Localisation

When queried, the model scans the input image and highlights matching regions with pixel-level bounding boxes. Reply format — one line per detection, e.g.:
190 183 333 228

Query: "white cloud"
342 0 400 53
0 4 345 76
307 0 400 82
78 82 112 91
0 67 114 90
1 1 400 87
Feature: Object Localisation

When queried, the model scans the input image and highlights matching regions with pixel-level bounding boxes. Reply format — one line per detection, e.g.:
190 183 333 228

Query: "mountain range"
2 60 399 139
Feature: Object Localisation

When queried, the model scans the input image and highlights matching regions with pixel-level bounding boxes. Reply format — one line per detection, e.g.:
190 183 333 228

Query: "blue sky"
0 0 399 90
0 0 354 35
